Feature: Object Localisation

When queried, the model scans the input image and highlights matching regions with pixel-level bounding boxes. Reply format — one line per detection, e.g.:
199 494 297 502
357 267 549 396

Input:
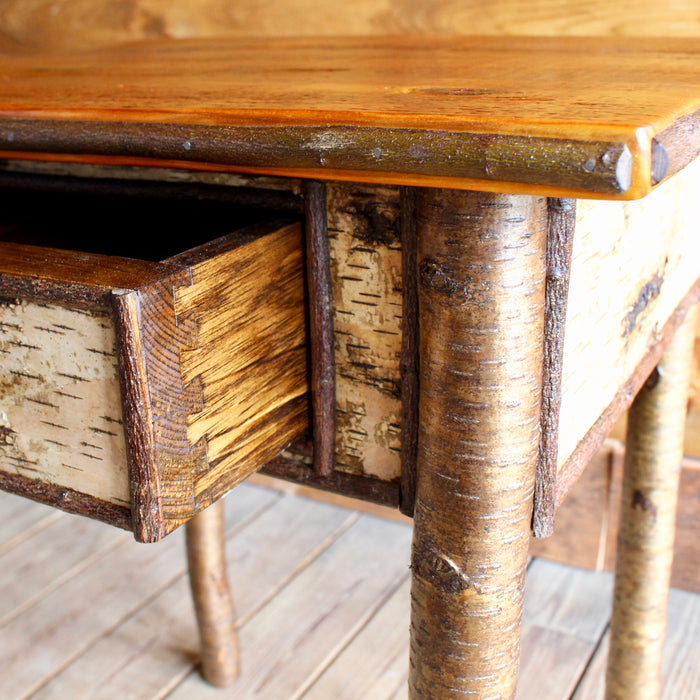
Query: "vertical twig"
399 186 419 516
533 197 576 537
303 180 336 476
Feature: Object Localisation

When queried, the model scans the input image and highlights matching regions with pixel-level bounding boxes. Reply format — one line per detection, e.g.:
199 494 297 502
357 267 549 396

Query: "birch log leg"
409 189 548 699
606 304 698 700
185 499 239 687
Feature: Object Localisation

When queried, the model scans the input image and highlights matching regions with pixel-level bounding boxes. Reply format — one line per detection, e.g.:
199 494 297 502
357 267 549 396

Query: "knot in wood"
412 543 478 596
419 257 467 298
622 272 663 337
644 366 662 391
632 489 658 520
0 426 16 445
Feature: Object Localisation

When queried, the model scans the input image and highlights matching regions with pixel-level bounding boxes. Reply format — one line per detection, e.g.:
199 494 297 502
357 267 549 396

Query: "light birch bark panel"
0 300 130 506
1 0 699 53
557 157 700 474
327 183 403 481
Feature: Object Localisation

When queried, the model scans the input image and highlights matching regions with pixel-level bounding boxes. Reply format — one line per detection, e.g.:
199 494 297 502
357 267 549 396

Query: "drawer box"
0 215 308 542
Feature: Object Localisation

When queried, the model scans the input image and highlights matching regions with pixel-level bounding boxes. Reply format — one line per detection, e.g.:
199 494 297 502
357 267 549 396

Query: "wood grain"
0 483 275 699
0 36 699 197
3 480 699 699
517 559 614 700
1 0 699 51
303 576 411 700
0 240 175 306
172 222 308 514
0 216 308 540
113 284 174 542
167 511 412 699
409 190 547 699
0 506 125 627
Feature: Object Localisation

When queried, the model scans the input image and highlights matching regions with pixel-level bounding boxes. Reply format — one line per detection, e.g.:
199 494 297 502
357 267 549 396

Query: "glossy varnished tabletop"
0 36 698 198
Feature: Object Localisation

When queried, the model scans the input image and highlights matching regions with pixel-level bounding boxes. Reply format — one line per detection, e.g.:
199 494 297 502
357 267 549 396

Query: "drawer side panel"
556 157 700 496
175 222 309 507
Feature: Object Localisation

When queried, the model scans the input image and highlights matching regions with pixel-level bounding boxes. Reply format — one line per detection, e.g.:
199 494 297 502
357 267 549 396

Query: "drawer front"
0 219 308 541
0 298 130 512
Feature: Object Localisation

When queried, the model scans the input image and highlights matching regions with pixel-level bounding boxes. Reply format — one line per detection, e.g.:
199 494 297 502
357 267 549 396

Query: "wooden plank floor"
0 482 698 699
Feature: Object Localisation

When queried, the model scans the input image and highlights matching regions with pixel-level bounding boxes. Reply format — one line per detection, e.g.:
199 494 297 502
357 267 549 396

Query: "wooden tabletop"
0 36 699 198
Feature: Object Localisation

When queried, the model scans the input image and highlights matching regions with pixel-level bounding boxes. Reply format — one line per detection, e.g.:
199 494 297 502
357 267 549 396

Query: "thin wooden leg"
185 499 239 687
409 189 548 699
606 305 697 700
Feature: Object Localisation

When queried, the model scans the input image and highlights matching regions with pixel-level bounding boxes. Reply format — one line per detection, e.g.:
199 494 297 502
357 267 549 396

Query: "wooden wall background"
0 0 700 53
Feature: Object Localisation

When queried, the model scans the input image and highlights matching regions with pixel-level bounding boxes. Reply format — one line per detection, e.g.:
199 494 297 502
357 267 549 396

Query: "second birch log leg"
606 304 698 700
185 499 239 687
409 189 548 699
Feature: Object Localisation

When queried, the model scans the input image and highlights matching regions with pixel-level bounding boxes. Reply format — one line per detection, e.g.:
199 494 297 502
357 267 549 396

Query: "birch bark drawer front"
0 202 308 542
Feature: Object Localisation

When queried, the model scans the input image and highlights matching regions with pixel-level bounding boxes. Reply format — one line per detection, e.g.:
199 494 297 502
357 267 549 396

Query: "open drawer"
0 190 308 542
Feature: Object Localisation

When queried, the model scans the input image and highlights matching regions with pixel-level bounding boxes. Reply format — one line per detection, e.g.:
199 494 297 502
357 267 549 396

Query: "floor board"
0 483 697 700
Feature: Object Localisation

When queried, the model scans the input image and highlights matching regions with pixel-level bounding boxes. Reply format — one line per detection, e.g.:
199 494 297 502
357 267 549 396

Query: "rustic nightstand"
0 36 698 699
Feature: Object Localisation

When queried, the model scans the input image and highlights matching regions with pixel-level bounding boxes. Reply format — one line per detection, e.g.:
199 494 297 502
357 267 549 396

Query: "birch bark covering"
0 299 129 505
409 190 547 699
606 306 698 700
328 183 403 480
557 158 700 480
